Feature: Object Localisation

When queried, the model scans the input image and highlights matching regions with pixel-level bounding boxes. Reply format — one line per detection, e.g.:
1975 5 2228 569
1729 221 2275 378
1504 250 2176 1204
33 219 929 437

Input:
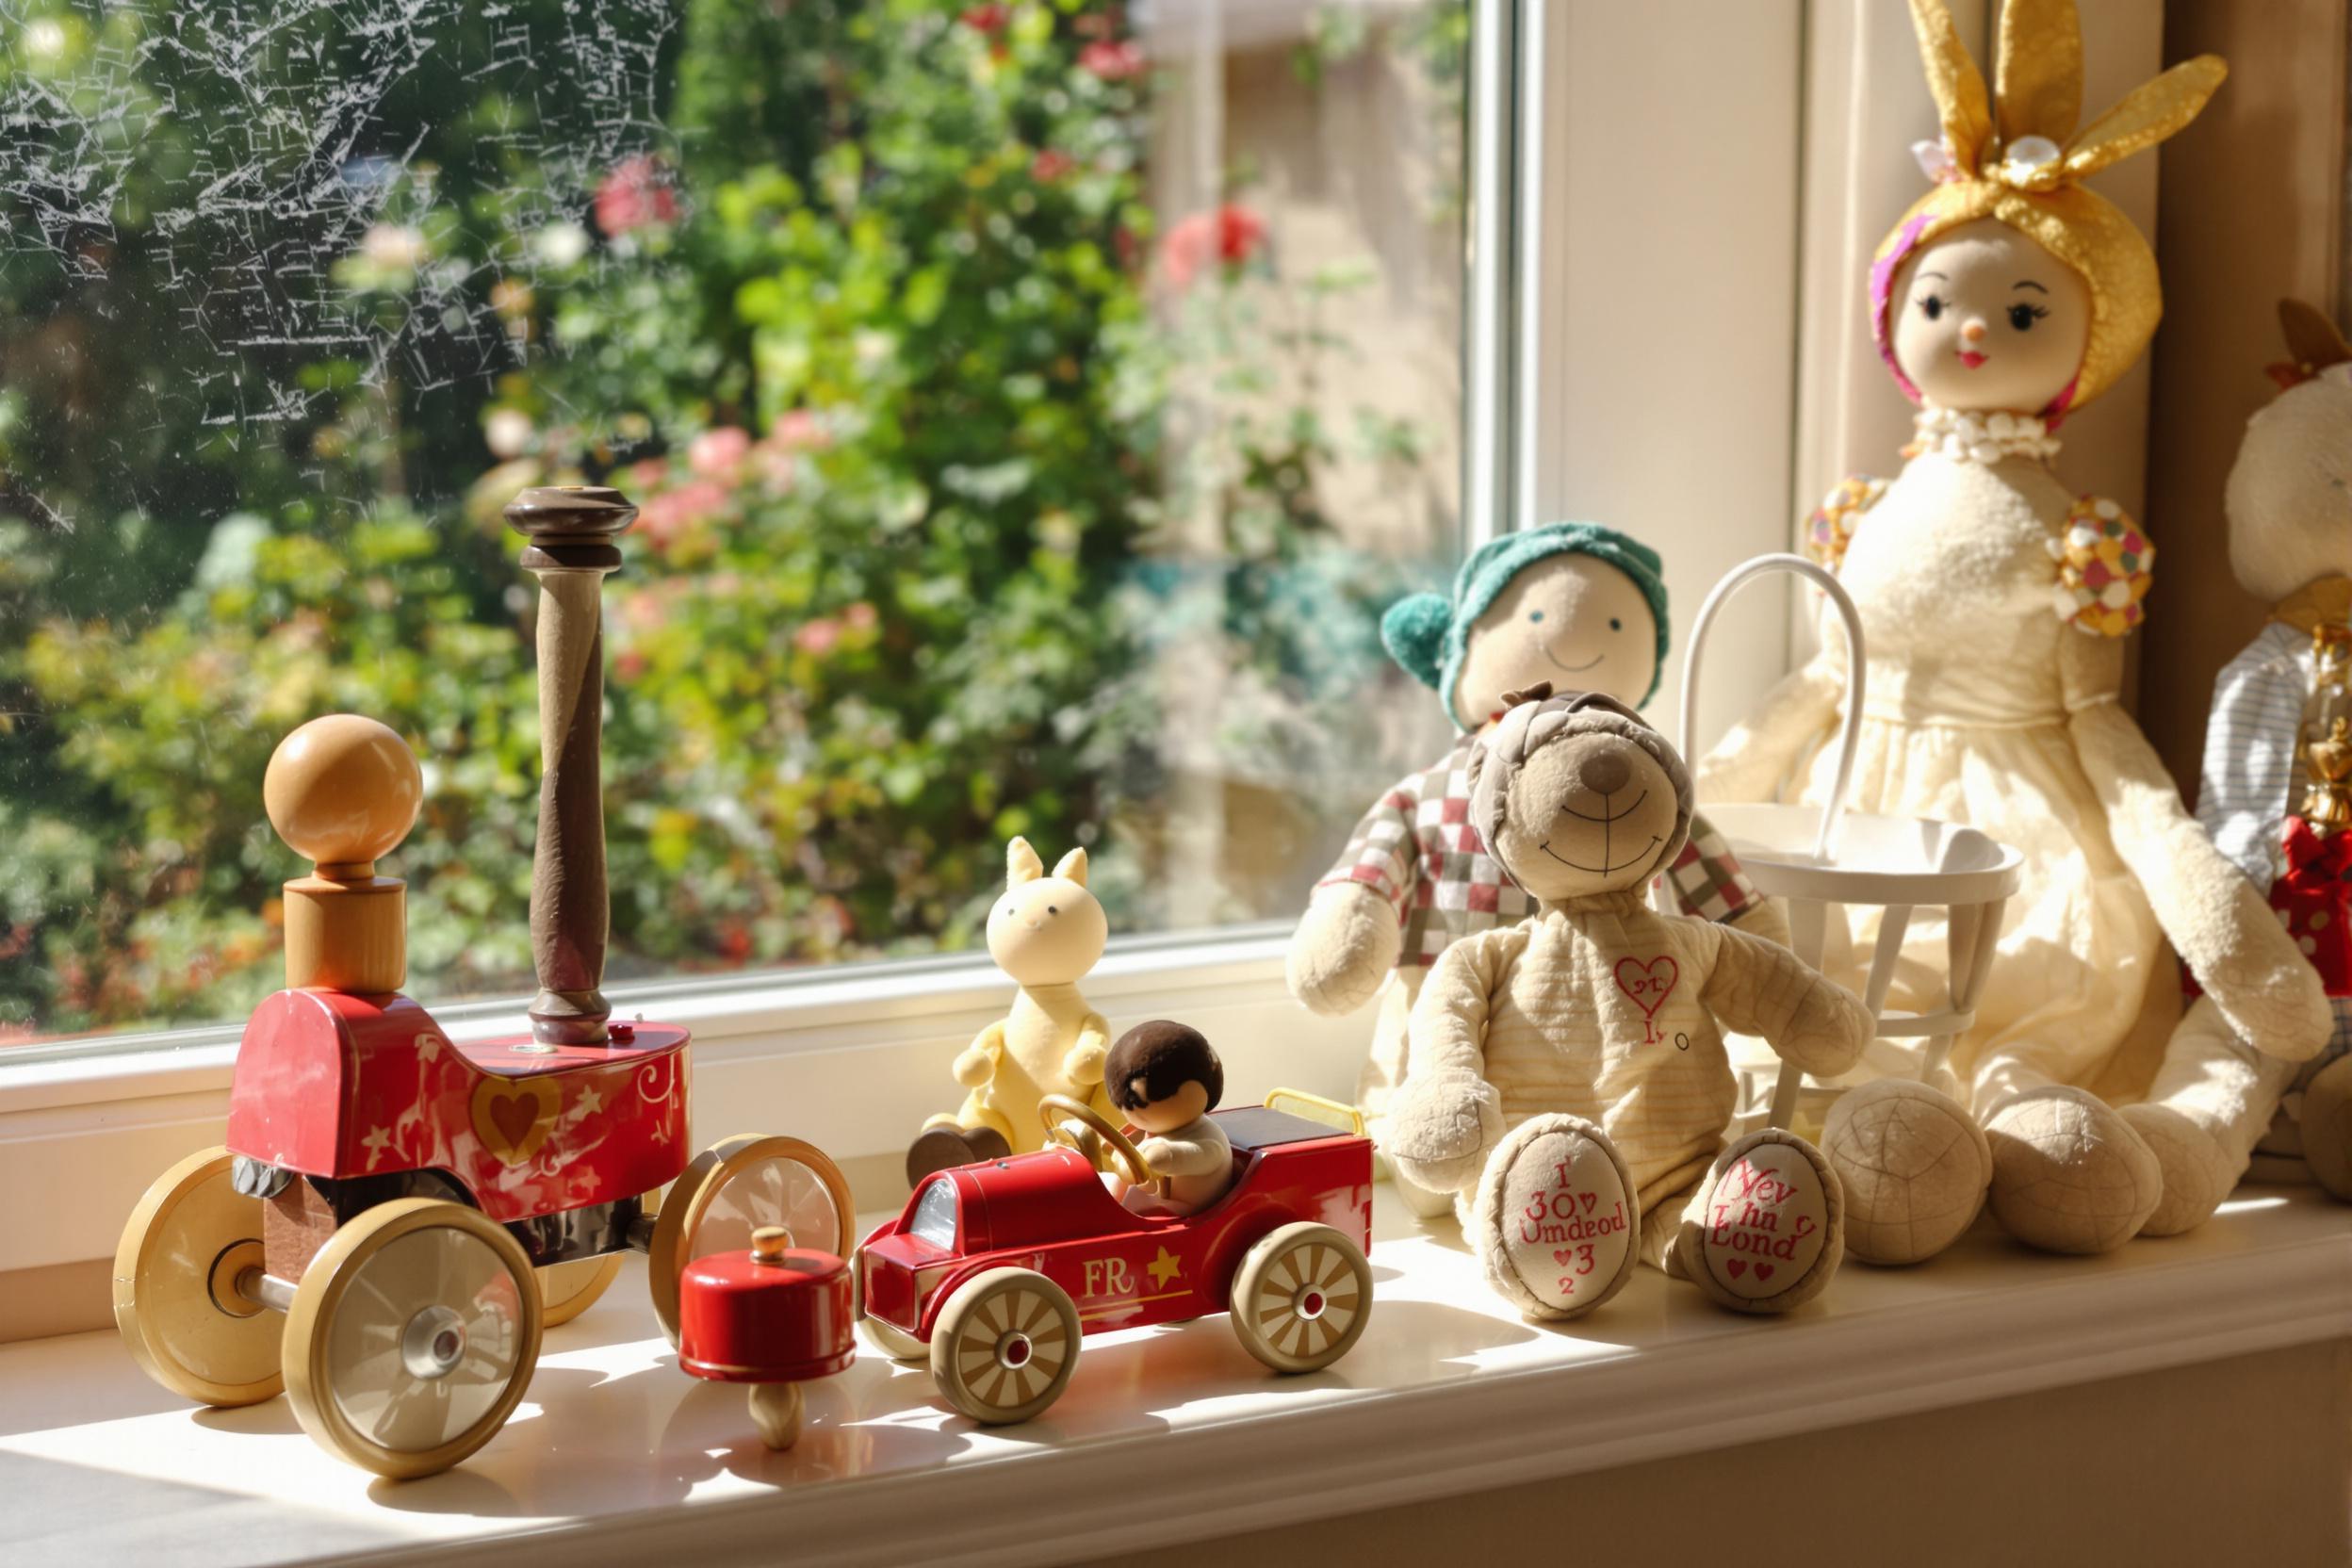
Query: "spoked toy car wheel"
929 1267 1081 1425
113 1147 285 1407
648 1135 855 1345
1230 1223 1371 1374
535 1253 624 1329
284 1198 543 1479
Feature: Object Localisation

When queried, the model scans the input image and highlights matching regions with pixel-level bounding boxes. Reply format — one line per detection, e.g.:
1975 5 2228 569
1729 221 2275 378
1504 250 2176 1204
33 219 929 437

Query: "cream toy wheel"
535 1253 624 1328
1230 1223 1371 1374
929 1268 1081 1425
283 1199 543 1479
113 1147 285 1407
648 1135 854 1345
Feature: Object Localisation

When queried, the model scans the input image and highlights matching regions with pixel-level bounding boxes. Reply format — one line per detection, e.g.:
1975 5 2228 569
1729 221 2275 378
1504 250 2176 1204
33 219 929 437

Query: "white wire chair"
1674 555 2025 1131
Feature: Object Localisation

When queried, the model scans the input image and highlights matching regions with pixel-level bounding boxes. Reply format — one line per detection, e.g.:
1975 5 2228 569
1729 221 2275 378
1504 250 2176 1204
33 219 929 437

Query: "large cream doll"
1699 0 2332 1259
1287 524 1787 1217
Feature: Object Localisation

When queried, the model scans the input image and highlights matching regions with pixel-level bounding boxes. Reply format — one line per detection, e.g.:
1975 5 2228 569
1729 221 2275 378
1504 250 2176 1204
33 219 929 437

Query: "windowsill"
8 1183 2347 1567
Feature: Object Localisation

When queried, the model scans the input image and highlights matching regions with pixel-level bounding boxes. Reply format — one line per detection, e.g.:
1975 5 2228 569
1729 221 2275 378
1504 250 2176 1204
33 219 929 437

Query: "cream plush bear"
1288 524 1788 1217
2124 301 2352 1232
1387 691 1872 1318
906 838 1119 1184
1699 0 2331 1260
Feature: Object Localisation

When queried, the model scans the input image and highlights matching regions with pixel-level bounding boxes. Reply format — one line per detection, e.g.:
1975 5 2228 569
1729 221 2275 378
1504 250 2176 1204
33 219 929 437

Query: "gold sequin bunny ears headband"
1871 0 2226 416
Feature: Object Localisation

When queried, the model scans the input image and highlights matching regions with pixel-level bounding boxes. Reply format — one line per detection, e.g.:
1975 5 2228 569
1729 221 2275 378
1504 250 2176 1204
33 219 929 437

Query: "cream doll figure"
906 838 1117 1184
1288 524 1787 1217
1099 1020 1234 1217
1388 692 1873 1319
2127 302 2352 1231
1700 0 2331 1260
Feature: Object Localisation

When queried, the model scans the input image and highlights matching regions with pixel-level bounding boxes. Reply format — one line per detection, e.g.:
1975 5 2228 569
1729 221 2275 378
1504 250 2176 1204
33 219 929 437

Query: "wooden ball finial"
264 715 423 873
264 715 421 995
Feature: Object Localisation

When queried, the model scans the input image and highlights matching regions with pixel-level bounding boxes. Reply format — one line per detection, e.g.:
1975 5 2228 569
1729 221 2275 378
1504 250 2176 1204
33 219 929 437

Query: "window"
0 0 1469 1048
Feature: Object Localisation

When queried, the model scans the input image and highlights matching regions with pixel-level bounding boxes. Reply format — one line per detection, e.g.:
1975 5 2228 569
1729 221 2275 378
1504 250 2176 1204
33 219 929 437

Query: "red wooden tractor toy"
113 487 853 1479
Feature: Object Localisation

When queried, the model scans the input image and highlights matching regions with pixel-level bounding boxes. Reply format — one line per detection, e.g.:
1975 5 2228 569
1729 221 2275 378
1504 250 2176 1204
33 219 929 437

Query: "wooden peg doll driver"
1389 692 1873 1318
1699 0 2331 1261
1099 1021 1235 1217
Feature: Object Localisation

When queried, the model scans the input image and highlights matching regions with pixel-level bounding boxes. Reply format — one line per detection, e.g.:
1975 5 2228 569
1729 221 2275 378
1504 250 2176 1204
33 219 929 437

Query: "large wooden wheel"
647 1134 853 1345
928 1268 1081 1425
535 1253 624 1329
283 1198 543 1479
1229 1223 1371 1375
113 1147 285 1407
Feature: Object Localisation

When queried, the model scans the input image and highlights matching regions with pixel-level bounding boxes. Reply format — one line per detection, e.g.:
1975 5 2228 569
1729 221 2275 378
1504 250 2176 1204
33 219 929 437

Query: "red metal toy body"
859 1102 1374 1423
226 989 689 1224
680 1246 856 1384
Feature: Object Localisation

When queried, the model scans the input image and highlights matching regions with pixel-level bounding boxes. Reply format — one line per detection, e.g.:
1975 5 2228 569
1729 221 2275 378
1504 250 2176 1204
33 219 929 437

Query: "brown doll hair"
1104 1020 1223 1115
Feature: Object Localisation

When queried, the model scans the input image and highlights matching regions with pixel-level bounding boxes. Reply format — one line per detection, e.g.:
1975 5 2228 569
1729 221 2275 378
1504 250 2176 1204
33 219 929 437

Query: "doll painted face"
1488 729 1684 903
988 841 1107 987
1891 219 2091 415
1452 556 1659 726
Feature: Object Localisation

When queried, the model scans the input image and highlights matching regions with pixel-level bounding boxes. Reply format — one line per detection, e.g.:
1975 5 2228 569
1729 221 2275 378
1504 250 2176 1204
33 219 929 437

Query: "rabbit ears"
1006 836 1088 888
2269 299 2352 389
1908 0 2224 186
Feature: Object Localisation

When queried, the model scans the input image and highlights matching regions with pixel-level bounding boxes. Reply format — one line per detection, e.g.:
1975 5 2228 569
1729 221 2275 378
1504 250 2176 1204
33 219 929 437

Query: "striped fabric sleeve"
1315 772 1426 919
2197 624 2306 889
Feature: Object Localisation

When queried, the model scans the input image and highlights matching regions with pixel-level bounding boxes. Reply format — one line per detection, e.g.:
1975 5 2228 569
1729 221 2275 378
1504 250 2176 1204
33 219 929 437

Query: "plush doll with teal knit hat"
1288 521 1788 1217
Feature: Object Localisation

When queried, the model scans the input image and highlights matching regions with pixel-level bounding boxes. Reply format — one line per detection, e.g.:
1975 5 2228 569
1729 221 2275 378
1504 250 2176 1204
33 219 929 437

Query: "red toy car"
858 1092 1375 1424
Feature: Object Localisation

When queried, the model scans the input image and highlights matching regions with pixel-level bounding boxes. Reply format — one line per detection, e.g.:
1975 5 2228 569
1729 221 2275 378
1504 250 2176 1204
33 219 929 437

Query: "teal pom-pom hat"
1380 521 1672 728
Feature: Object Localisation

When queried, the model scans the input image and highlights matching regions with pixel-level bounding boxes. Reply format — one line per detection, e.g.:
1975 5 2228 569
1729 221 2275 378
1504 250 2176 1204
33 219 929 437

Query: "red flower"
1080 40 1145 80
1031 149 1076 183
960 4 1009 30
595 155 679 237
1158 204 1267 291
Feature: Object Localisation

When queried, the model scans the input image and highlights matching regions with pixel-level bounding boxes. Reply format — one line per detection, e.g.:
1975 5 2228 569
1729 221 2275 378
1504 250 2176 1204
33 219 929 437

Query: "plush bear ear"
1007 837 1045 887
1053 846 1089 887
1380 592 1451 690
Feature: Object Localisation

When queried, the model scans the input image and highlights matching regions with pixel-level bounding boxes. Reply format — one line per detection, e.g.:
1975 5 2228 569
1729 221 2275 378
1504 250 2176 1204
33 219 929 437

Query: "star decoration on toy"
360 1125 394 1168
577 1083 603 1116
1146 1247 1183 1288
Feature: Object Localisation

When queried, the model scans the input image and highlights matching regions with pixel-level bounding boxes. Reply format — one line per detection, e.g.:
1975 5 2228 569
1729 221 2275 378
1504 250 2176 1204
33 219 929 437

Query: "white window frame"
0 0 1532 1282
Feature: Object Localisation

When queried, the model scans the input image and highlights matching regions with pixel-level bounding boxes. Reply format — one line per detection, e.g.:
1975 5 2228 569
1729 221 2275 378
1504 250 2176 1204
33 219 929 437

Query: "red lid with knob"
678 1227 856 1384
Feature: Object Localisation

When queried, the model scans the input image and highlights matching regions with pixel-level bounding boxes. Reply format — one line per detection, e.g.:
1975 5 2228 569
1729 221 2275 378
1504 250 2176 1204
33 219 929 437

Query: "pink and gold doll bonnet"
1870 0 2226 417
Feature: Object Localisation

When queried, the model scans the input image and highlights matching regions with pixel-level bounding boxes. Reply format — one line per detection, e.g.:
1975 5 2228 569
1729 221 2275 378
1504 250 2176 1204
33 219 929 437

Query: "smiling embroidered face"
1452 555 1659 726
1892 220 2090 415
1489 731 1685 903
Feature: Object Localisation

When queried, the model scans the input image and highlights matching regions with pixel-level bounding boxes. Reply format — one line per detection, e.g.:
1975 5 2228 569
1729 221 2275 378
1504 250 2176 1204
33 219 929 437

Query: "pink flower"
687 425 752 478
1080 40 1145 80
1158 204 1267 291
627 457 670 490
595 155 679 237
844 601 877 630
793 618 842 656
1031 149 1076 183
960 4 1009 30
638 479 728 545
768 409 829 451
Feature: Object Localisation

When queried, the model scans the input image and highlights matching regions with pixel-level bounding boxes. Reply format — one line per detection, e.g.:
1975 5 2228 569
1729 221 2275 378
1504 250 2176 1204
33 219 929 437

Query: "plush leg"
1671 1129 1843 1314
2303 1054 2352 1201
904 1119 1013 1186
1467 1115 1640 1322
2117 996 2298 1235
1821 1078 1991 1265
1982 1079 2160 1255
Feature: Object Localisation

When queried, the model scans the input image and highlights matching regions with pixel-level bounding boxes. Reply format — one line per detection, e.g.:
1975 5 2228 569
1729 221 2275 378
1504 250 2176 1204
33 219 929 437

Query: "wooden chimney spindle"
505 485 636 1046
263 714 424 994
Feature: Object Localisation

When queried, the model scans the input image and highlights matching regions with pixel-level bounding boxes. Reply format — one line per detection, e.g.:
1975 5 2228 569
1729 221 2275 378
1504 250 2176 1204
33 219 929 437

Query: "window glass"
0 0 1466 1044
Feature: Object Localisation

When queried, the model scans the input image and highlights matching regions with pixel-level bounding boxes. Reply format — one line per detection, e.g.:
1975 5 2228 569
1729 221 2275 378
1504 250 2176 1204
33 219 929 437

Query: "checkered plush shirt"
1317 734 1765 969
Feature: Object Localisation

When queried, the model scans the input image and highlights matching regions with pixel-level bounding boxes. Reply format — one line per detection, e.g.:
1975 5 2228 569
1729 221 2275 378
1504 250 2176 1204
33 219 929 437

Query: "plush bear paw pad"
1681 1131 1840 1313
1984 1086 2160 1254
1822 1079 1990 1265
1472 1116 1638 1321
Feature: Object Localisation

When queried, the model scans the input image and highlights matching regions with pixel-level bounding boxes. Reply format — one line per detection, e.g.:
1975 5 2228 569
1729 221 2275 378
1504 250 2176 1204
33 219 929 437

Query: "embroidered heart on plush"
490 1092 539 1150
1725 1258 1747 1277
1611 956 1679 1018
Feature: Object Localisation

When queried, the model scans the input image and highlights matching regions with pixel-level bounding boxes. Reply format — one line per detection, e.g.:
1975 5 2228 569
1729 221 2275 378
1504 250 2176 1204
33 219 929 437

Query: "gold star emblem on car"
1146 1246 1183 1287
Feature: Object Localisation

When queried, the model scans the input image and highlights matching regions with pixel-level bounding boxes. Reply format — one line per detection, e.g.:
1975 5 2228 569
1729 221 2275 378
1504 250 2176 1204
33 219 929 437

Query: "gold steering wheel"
1038 1094 1158 1191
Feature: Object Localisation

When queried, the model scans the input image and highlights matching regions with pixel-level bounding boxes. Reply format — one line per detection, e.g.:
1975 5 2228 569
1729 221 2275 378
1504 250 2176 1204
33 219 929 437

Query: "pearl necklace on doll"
1903 406 2063 466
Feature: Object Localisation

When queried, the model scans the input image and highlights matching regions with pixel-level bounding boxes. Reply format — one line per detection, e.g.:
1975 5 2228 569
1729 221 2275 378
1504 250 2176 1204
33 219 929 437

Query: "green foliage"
0 0 1460 1037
